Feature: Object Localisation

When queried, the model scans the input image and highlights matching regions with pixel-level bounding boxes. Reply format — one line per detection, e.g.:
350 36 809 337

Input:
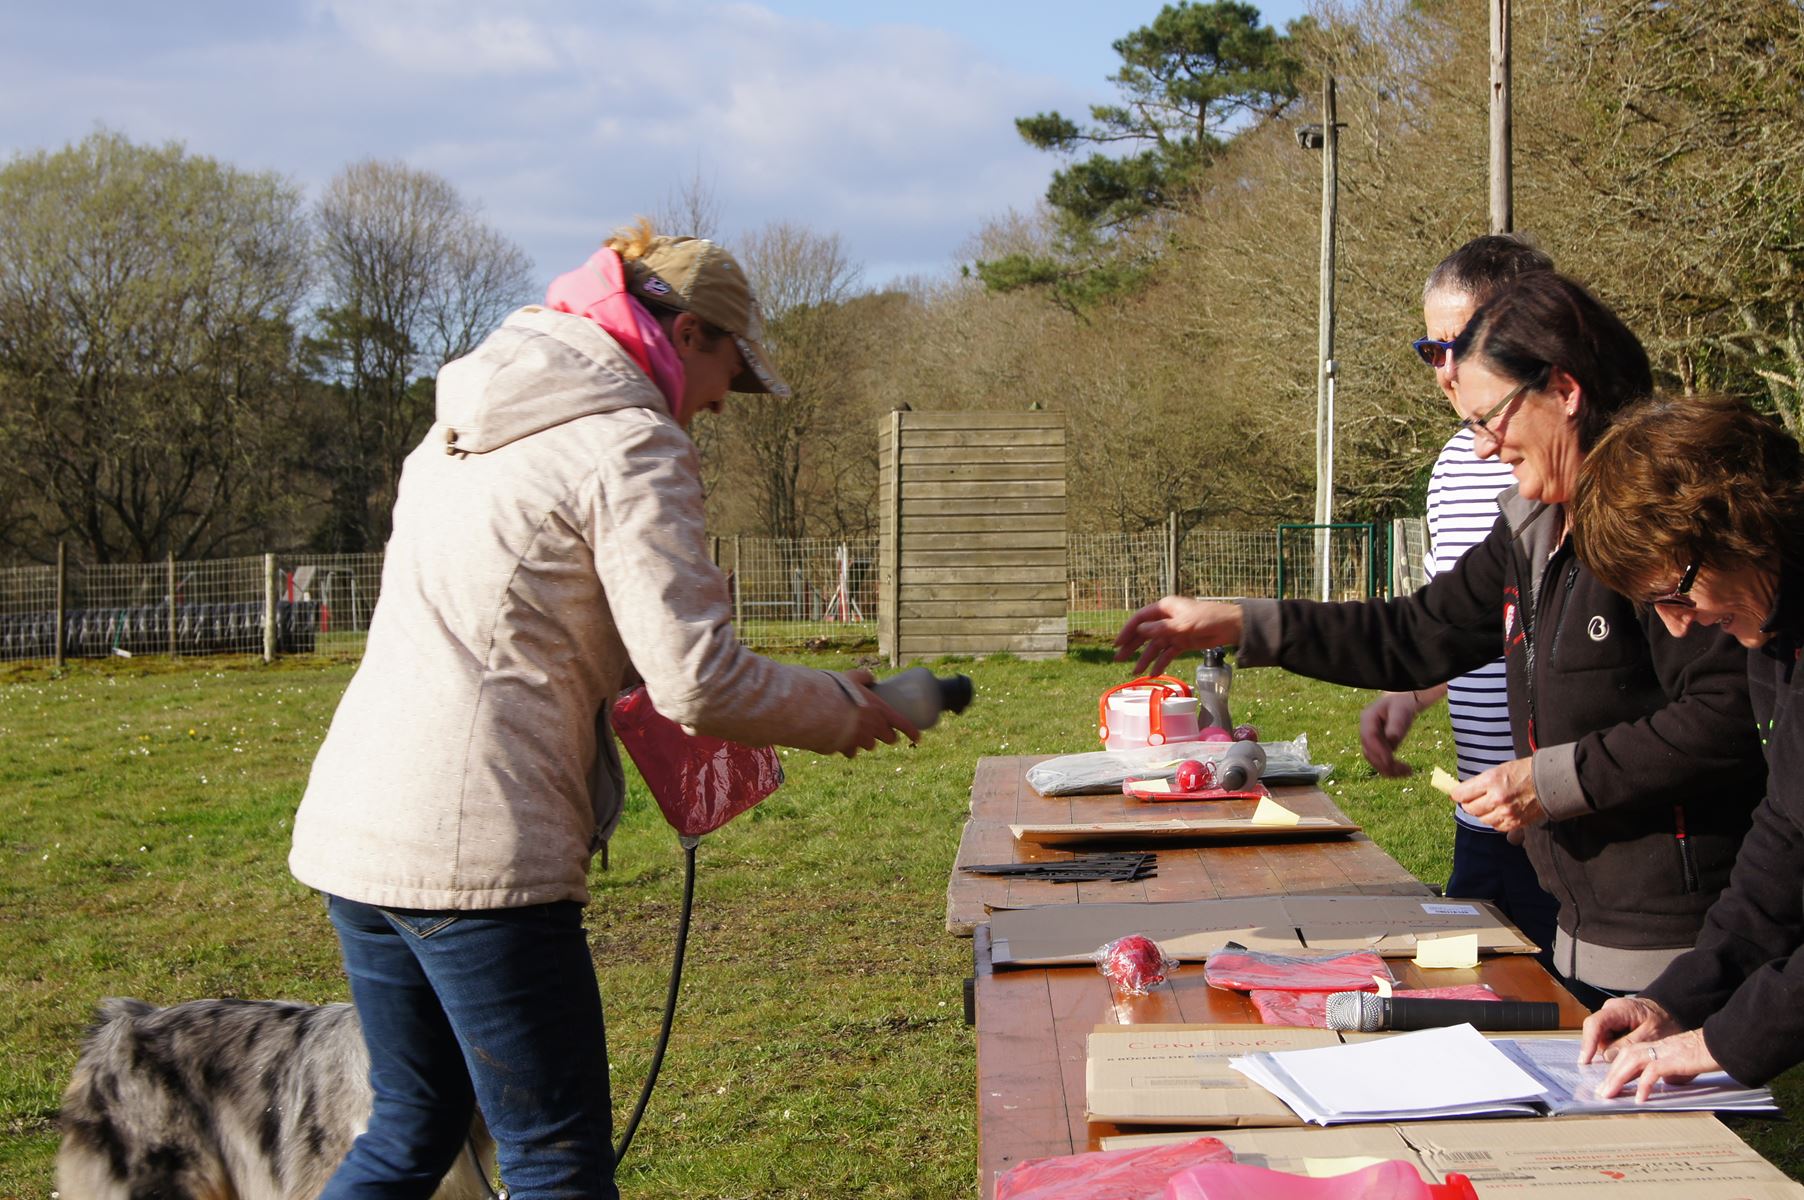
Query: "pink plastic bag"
1202 946 1393 992
610 686 783 838
1096 934 1178 996
995 1135 1233 1200
1249 984 1500 1028
1164 1160 1477 1200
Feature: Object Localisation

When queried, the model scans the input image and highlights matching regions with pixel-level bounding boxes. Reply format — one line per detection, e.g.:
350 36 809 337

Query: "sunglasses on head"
1649 560 1700 610
1412 336 1457 369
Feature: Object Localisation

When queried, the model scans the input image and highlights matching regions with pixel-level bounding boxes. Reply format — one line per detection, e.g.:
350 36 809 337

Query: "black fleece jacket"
1643 558 1804 1086
1236 490 1765 954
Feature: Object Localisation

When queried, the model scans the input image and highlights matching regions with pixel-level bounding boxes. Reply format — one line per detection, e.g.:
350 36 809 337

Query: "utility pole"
1490 0 1512 232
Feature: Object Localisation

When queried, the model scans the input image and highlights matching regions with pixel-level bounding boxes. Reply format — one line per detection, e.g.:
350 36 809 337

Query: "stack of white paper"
1229 1025 1777 1126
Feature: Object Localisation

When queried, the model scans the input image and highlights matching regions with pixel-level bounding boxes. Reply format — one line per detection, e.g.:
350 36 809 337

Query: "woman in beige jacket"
291 223 915 1200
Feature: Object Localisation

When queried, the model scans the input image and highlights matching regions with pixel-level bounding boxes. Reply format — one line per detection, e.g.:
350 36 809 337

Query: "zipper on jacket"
1546 562 1581 664
1675 805 1699 893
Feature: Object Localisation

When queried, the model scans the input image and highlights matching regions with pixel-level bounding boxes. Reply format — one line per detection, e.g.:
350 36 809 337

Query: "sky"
0 0 1313 291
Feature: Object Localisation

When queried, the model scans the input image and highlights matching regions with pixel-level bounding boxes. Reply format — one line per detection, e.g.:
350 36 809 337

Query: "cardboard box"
1086 1024 1338 1127
990 894 1537 967
1104 1115 1804 1198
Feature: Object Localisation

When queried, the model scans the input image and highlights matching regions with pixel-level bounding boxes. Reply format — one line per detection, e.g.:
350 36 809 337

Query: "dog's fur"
56 997 496 1200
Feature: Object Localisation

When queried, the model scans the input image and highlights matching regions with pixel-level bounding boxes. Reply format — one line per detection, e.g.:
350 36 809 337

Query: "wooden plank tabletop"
947 754 1431 935
958 755 1592 1198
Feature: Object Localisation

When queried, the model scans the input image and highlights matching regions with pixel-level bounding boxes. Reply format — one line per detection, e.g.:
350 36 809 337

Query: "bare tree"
0 130 313 563
649 166 726 240
306 160 533 550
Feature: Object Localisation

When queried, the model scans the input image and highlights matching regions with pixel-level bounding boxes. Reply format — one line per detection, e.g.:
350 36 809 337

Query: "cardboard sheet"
1086 1024 1337 1127
989 893 1538 967
1102 1114 1804 1198
1009 814 1357 848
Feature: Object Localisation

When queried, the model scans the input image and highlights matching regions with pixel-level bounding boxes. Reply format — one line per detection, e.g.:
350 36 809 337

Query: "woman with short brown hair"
1573 392 1804 1098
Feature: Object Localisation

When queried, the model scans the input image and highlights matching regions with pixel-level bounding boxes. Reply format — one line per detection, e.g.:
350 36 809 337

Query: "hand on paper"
1582 994 1717 1102
1360 692 1425 778
1450 757 1545 836
1114 597 1243 677
839 669 922 757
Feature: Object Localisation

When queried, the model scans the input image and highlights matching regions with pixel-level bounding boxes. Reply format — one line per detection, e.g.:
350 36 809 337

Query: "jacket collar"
1497 485 1567 605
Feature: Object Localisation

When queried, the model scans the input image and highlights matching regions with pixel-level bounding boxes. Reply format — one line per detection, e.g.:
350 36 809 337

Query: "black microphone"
1324 991 1561 1032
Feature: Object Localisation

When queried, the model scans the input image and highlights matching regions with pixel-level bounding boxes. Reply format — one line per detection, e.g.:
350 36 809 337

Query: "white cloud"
1 1 1096 286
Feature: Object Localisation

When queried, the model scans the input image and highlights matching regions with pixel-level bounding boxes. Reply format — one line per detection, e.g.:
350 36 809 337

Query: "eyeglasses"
1412 336 1458 369
1455 377 1536 442
1648 560 1700 609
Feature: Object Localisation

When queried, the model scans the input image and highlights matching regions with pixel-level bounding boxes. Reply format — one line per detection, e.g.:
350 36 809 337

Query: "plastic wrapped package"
1250 984 1500 1029
993 1135 1233 1200
1202 946 1393 993
1096 934 1178 996
1027 736 1329 797
611 686 784 839
1163 1159 1478 1200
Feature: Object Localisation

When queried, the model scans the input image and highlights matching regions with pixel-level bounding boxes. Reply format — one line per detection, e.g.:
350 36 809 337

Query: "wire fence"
0 519 1430 665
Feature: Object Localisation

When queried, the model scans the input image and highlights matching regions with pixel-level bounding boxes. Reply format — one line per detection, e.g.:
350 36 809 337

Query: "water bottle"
871 668 974 730
1194 647 1233 732
1217 740 1267 791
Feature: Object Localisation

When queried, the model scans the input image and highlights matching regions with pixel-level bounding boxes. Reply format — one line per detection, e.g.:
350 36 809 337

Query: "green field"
4 650 1801 1197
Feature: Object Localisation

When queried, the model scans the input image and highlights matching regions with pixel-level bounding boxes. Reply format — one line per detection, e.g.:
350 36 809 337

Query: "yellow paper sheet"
1250 795 1301 826
1413 932 1479 969
1133 777 1173 794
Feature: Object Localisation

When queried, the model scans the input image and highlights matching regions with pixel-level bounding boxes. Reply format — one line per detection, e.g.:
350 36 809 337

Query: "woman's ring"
1647 1045 1659 1062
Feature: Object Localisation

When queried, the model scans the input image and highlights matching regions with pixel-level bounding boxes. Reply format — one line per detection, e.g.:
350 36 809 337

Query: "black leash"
613 835 698 1165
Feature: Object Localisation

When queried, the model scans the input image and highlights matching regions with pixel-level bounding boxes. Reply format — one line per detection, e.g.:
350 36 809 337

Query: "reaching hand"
1359 692 1422 778
1114 597 1244 677
1450 757 1545 835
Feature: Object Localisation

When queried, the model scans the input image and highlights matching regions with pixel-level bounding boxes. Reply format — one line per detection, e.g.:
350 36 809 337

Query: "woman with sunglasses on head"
1358 235 1560 968
1571 394 1804 1099
1117 271 1764 1008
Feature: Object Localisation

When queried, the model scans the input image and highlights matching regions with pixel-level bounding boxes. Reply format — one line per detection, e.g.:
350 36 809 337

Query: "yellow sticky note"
1134 777 1173 793
1250 796 1301 826
1303 1157 1392 1179
1414 932 1480 969
1430 766 1459 796
1373 975 1394 998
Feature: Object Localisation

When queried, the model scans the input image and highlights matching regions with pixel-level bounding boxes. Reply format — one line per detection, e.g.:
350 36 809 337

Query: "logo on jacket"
1504 600 1518 641
642 275 672 296
1588 615 1609 641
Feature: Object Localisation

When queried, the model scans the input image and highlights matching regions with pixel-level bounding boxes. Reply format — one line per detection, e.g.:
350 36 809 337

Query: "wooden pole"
1314 74 1340 603
1166 511 1179 597
54 541 66 669
1490 0 1513 233
166 552 176 658
263 553 276 663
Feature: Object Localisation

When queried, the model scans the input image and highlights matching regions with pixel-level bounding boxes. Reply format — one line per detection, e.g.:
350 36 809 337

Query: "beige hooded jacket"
289 306 864 909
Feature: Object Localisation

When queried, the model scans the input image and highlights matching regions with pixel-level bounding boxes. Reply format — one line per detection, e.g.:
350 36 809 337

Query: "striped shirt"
1425 428 1518 820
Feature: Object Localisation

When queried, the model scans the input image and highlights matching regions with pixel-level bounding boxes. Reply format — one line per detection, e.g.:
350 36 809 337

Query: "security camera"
1296 124 1325 150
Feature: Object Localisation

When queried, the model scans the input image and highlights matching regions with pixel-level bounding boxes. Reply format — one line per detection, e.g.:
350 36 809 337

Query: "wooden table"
948 755 1438 935
956 755 1590 1197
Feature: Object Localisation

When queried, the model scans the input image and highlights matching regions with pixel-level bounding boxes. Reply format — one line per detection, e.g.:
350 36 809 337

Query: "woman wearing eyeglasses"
1571 394 1804 1098
1359 235 1559 968
1117 271 1764 1008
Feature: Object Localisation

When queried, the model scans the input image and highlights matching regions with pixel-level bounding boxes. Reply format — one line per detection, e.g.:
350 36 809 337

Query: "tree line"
5 0 1802 565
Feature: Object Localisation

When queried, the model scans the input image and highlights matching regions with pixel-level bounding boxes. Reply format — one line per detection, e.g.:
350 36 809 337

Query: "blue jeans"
320 895 619 1200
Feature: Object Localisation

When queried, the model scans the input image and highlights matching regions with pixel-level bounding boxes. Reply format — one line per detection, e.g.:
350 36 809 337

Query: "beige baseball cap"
622 236 790 398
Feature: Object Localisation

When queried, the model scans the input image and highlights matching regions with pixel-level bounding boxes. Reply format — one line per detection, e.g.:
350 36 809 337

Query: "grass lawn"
3 646 1801 1196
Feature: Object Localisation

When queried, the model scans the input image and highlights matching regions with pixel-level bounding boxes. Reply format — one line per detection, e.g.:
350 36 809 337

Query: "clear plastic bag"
994 1135 1233 1200
1202 945 1393 993
1095 933 1178 996
1027 736 1329 796
610 686 784 839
